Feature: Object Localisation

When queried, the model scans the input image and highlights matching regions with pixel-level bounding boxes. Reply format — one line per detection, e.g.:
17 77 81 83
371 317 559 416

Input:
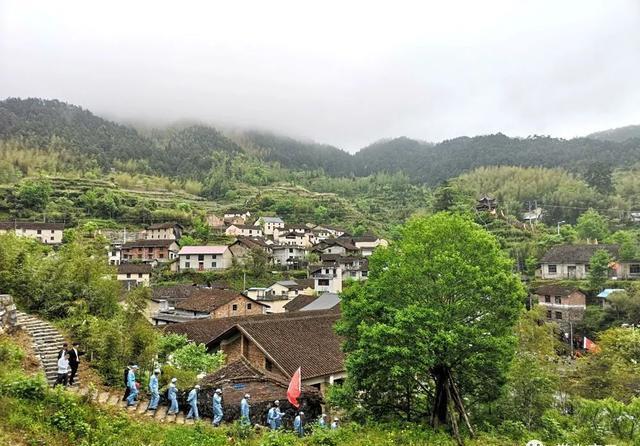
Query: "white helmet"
215 388 222 394
244 393 250 399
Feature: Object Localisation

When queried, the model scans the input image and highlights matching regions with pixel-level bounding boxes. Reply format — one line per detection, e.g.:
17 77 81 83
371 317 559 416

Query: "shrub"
0 373 47 400
260 429 298 446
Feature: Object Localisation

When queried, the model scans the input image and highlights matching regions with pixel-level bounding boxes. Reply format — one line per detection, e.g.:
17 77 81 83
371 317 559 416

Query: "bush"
0 373 47 400
260 429 298 446
0 336 25 366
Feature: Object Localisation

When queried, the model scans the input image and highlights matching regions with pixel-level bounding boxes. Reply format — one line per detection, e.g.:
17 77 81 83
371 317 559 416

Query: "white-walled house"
117 263 152 289
351 235 388 257
145 222 183 240
539 244 639 280
274 230 316 248
272 245 308 266
254 216 285 235
0 221 64 244
178 246 233 272
309 265 343 293
225 224 264 238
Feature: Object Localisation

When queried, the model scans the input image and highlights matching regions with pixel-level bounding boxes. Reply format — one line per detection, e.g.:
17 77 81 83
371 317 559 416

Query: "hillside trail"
17 311 211 426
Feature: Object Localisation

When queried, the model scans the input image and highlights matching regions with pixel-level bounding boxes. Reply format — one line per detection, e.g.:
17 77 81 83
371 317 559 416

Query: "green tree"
336 213 524 443
576 209 609 242
587 249 613 291
15 179 52 211
170 343 225 374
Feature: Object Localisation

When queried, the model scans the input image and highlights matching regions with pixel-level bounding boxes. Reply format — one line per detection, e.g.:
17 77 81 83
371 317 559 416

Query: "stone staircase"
66 386 207 425
17 311 69 386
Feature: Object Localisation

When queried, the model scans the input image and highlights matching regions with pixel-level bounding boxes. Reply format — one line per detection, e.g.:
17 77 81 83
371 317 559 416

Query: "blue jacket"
149 375 158 393
187 388 198 405
127 369 136 391
213 394 223 414
240 398 250 418
167 383 177 399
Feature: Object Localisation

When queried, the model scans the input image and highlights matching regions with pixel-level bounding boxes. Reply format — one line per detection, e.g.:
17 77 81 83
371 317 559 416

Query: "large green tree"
576 208 609 242
336 213 524 443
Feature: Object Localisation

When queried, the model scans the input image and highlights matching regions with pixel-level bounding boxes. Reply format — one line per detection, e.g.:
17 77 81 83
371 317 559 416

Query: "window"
265 358 273 371
138 273 143 278
247 303 252 310
232 304 238 311
544 295 551 303
289 248 294 254
211 262 216 268
554 296 562 304
126 273 131 278
631 264 640 274
546 310 552 319
37 229 41 234
362 271 368 277
185 262 190 268
51 230 54 234
555 311 563 320
50 236 54 240
318 279 330 286
548 265 557 273
159 253 164 259
186 255 190 260
198 254 204 261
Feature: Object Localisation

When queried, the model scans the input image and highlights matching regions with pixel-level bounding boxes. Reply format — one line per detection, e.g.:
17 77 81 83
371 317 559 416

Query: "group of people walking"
121 364 339 435
55 342 84 387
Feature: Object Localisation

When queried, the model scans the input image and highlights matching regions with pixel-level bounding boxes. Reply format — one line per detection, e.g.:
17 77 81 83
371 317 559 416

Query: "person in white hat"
146 369 161 411
167 378 179 415
240 393 251 425
212 388 223 426
294 411 305 437
186 384 201 420
126 365 139 406
267 400 283 429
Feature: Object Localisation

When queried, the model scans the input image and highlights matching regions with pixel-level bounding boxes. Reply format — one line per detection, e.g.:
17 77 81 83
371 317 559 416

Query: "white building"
254 216 285 235
0 221 64 244
309 265 343 293
272 245 308 267
117 263 152 289
225 224 264 238
178 246 233 272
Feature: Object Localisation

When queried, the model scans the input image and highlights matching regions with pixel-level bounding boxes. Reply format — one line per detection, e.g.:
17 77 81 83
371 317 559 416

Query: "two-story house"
225 224 264 238
272 245 308 267
254 216 285 235
534 285 586 326
145 222 183 241
309 265 343 293
0 221 64 244
116 263 152 289
121 239 179 263
177 245 233 272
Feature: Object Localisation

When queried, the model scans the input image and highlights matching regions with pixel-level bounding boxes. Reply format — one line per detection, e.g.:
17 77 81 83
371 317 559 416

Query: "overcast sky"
1 1 639 150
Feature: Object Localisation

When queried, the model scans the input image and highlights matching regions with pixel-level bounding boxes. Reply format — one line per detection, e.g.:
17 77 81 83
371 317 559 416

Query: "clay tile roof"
540 244 619 264
283 294 318 312
295 278 315 289
200 358 318 395
229 224 262 230
178 245 228 255
0 221 64 230
147 222 182 230
534 285 583 296
175 289 267 313
152 284 199 300
237 312 344 379
122 239 176 248
117 263 153 274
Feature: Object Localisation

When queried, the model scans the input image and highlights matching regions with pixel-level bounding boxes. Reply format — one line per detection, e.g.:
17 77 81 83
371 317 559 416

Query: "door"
568 265 576 279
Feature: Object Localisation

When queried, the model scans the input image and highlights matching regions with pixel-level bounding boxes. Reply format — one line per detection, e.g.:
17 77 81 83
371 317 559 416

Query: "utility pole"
557 220 565 236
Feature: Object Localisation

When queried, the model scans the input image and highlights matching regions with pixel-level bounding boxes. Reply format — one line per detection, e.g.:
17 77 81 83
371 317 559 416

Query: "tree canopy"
336 213 525 443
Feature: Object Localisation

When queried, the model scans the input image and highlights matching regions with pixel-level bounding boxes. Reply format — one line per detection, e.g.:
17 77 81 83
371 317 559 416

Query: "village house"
145 222 183 241
116 263 152 289
267 280 314 299
597 288 627 309
121 239 179 263
539 244 640 280
313 225 349 238
153 289 268 325
224 209 251 222
225 224 264 238
272 245 308 268
534 285 586 326
165 310 345 393
254 216 285 235
320 254 369 281
350 235 388 257
0 221 64 244
313 238 360 257
108 243 122 265
177 245 233 272
228 237 273 263
309 265 343 293
476 196 497 213
273 229 316 248
244 287 269 300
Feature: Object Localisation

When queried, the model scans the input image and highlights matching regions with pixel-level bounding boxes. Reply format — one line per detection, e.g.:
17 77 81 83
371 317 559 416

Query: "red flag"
287 367 302 408
583 337 599 352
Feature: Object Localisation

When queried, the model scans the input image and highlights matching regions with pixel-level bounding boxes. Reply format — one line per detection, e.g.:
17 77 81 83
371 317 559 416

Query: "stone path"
17 311 68 386
17 311 210 425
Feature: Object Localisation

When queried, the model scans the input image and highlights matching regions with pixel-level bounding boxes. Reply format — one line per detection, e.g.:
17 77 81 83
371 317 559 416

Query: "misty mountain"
587 124 640 143
2 98 640 186
238 130 356 176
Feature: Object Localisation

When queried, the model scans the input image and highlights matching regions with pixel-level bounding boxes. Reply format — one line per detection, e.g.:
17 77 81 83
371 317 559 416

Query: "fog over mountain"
1 0 640 150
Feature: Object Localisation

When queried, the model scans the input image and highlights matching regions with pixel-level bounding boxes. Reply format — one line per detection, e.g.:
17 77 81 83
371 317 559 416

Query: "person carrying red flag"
287 367 302 408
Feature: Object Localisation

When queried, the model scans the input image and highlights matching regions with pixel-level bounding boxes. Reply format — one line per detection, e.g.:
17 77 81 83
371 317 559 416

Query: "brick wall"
214 296 264 318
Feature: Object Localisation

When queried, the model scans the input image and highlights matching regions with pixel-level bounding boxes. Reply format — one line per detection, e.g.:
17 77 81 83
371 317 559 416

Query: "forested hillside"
3 98 640 186
587 124 640 142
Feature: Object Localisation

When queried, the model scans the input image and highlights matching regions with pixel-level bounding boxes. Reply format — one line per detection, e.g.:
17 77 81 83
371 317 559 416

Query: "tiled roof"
296 278 315 289
283 294 318 312
122 239 176 248
540 244 619 264
534 285 582 297
257 217 284 224
200 358 318 395
152 284 200 300
117 263 153 274
228 224 262 230
178 245 228 255
147 222 182 230
233 237 271 250
300 293 340 312
175 289 267 313
0 221 64 230
236 312 344 379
